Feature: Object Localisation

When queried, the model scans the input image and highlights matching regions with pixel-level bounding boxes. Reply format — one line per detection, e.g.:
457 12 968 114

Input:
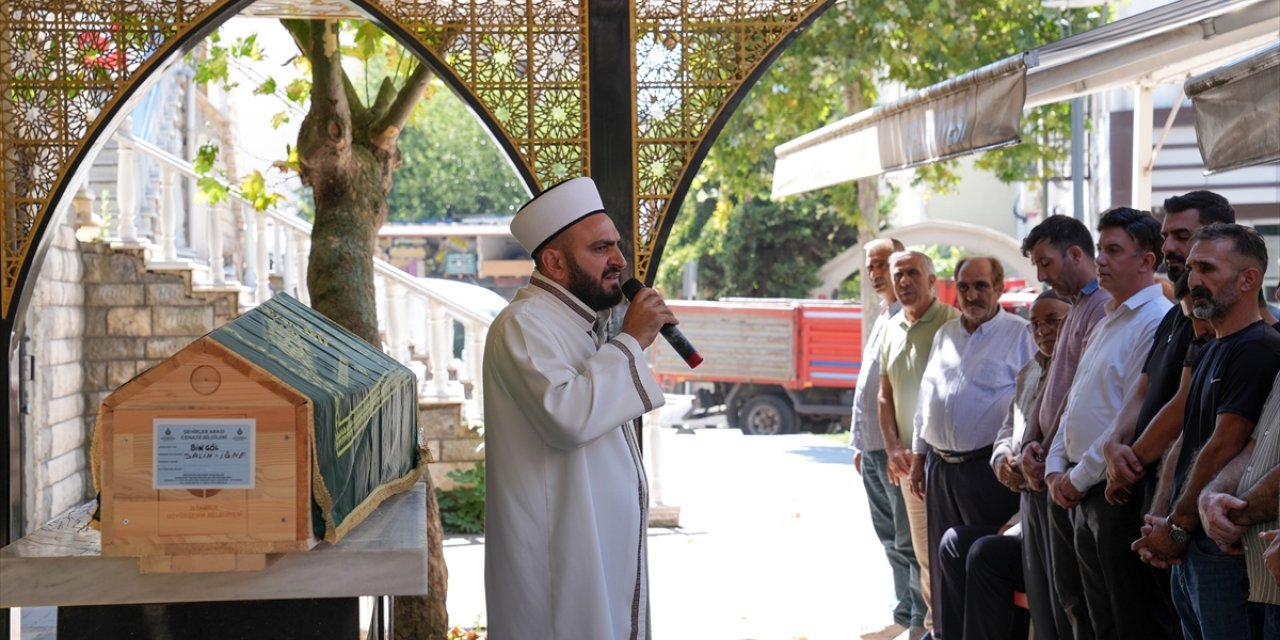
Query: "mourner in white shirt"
483 177 676 640
1045 207 1177 639
908 256 1035 640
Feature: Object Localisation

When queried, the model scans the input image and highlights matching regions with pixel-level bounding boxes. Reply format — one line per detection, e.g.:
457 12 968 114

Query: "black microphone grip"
621 279 704 368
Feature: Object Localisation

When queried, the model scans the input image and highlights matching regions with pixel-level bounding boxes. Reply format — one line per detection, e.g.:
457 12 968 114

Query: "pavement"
445 425 902 639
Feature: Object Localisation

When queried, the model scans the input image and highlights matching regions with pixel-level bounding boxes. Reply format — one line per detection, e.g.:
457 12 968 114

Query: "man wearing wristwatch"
1133 224 1280 640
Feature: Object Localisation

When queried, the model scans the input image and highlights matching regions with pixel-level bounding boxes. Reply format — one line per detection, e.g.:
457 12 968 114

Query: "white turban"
511 176 606 254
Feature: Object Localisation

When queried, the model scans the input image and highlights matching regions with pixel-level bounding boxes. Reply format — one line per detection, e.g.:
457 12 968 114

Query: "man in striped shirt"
1197 364 1280 635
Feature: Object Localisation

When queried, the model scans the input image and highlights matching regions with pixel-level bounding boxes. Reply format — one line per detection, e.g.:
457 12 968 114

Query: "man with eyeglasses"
1045 208 1176 638
1017 214 1113 640
909 256 1035 640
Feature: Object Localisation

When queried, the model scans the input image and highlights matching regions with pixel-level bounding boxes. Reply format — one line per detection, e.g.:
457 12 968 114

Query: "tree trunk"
289 18 450 639
394 482 450 639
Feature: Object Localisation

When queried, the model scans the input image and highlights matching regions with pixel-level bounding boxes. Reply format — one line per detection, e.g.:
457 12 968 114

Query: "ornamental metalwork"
632 0 827 282
375 0 591 189
0 0 826 319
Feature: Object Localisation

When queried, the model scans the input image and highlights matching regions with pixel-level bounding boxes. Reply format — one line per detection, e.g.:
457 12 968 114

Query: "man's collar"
1079 278 1100 297
909 298 945 326
1111 282 1166 314
529 271 597 326
966 309 1008 335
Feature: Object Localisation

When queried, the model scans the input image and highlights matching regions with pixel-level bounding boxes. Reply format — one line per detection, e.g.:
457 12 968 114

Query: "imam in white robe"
483 272 665 640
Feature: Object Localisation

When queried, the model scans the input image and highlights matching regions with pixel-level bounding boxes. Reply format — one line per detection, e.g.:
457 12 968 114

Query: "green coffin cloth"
209 293 424 543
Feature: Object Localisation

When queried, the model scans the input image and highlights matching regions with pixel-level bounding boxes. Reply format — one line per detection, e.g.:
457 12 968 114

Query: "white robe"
483 272 665 640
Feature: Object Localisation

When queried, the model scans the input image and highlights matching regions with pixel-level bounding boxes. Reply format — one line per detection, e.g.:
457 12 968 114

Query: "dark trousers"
1021 490 1070 640
1074 484 1179 639
1048 493 1094 640
925 449 1020 640
862 448 927 627
1170 531 1255 640
939 525 1030 640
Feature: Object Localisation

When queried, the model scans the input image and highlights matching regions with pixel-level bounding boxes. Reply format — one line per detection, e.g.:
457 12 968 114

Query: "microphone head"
621 278 645 301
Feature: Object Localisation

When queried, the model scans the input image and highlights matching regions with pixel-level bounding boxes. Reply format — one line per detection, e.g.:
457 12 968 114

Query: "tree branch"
370 76 398 123
342 73 371 130
369 61 434 153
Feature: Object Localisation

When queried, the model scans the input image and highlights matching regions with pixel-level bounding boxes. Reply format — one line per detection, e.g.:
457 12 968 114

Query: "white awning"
1184 43 1280 174
772 55 1033 199
772 0 1280 198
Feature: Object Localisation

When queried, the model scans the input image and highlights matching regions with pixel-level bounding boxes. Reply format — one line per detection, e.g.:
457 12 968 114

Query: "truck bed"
650 299 862 389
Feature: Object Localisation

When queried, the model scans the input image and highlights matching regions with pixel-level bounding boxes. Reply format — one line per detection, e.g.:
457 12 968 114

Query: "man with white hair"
484 176 676 640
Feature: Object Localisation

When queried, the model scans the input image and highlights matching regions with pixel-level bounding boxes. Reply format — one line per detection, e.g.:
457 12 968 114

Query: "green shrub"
437 462 485 534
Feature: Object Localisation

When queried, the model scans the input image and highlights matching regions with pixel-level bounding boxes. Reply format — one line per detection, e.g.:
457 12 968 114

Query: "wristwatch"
1169 521 1190 545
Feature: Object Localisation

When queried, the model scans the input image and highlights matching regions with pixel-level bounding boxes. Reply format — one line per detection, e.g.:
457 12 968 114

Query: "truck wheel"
738 395 796 436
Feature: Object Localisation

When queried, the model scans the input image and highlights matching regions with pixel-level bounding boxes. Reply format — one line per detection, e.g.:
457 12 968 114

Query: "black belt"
932 445 992 464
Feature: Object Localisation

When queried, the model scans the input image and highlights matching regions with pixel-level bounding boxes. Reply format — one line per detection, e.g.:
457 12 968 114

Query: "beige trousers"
901 484 932 630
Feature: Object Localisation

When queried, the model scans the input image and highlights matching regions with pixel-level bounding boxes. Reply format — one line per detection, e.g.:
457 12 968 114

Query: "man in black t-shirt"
1134 223 1280 640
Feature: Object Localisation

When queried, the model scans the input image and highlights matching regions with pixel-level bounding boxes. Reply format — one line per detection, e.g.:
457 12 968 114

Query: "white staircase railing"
97 71 492 420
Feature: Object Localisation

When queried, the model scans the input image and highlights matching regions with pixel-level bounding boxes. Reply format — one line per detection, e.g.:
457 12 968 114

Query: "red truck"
649 299 863 435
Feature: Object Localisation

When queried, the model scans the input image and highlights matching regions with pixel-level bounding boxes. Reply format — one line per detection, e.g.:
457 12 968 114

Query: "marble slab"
0 484 429 608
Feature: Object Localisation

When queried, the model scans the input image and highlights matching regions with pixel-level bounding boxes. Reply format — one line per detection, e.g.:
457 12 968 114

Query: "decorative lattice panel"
0 0 220 315
374 0 589 189
631 0 826 282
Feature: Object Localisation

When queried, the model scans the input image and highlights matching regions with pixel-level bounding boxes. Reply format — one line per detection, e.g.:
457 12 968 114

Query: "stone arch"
812 220 1037 297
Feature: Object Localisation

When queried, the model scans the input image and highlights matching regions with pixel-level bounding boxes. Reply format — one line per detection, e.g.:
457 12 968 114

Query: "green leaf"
271 144 301 174
240 170 267 200
239 170 285 212
193 143 219 175
192 49 229 87
351 22 385 62
254 77 277 95
285 78 311 103
270 111 291 128
195 177 229 205
234 34 264 61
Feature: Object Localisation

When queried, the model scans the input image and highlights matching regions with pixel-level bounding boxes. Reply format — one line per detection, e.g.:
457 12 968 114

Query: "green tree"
658 0 1091 299
387 80 529 220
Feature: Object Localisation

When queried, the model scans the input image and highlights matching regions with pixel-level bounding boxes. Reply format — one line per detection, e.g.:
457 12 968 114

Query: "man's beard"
566 255 623 311
1191 283 1236 321
1165 252 1186 282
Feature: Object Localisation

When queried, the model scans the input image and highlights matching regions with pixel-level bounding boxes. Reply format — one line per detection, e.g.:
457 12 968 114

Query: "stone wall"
79 243 238 412
420 400 483 491
20 218 87 533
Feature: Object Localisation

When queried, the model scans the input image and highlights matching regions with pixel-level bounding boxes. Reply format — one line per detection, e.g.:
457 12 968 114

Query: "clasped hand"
1132 515 1186 568
1198 490 1248 554
1103 441 1142 505
1046 472 1084 509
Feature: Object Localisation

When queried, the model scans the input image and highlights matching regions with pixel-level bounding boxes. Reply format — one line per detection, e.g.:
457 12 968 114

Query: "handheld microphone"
621 278 703 369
